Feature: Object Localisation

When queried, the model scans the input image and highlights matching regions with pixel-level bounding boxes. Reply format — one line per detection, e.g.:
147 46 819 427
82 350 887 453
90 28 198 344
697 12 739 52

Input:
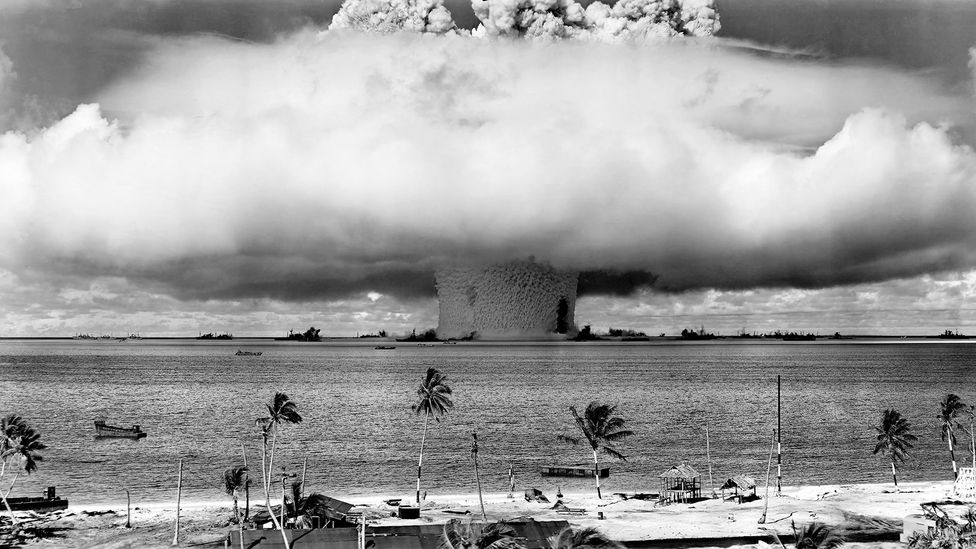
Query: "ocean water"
0 339 973 506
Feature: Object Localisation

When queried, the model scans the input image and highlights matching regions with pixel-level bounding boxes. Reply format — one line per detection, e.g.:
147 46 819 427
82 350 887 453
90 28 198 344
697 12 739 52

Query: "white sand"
5 481 957 548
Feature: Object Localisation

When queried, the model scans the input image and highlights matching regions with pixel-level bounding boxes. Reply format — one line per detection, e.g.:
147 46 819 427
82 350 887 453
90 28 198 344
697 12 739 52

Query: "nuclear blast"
435 261 579 339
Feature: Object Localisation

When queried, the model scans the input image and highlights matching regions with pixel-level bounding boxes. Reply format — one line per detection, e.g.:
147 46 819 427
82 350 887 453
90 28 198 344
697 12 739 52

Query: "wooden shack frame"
719 475 757 503
659 464 702 503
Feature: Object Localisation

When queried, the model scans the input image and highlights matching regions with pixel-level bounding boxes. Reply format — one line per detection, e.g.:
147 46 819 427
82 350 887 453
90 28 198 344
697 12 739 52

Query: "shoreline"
11 480 955 548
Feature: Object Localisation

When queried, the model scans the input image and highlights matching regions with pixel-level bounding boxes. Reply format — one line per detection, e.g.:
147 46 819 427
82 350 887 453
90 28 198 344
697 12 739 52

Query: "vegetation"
940 394 967 479
359 330 388 338
398 328 440 342
413 367 454 507
768 522 843 549
571 325 603 341
198 332 233 340
873 409 917 487
440 519 522 549
606 328 647 338
550 526 625 549
907 504 976 549
680 327 717 339
0 415 46 526
223 466 249 524
557 402 634 499
254 392 302 547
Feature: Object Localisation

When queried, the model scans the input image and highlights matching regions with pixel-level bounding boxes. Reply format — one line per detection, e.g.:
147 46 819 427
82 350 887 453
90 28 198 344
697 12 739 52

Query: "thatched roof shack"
719 475 757 503
659 464 701 503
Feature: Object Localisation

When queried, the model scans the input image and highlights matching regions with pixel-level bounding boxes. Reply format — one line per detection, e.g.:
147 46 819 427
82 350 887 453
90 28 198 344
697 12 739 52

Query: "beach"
2 480 950 548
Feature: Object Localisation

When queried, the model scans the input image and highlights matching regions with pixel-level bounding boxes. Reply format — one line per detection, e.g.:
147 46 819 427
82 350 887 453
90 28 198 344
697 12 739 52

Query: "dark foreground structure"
227 519 570 549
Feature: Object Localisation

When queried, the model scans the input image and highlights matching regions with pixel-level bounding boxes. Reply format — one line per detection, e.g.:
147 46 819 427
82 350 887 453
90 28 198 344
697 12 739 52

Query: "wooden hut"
719 475 757 503
658 464 701 503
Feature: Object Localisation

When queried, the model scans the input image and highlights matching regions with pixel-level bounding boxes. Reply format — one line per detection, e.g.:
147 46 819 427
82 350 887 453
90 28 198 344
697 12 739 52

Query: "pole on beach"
241 442 249 521
126 489 131 528
758 429 775 524
472 431 487 521
280 474 287 529
776 374 782 497
173 458 183 546
705 419 714 496
301 457 308 502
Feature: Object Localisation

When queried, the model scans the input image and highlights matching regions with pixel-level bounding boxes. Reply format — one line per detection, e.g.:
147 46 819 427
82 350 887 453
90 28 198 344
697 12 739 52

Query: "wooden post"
705 419 714 496
758 429 775 524
301 457 308 502
241 442 249 521
172 458 183 546
472 432 487 521
126 489 131 528
776 375 782 496
280 474 287 529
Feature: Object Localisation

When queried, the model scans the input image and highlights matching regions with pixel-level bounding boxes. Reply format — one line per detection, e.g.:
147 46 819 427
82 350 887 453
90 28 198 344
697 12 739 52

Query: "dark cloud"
578 270 658 297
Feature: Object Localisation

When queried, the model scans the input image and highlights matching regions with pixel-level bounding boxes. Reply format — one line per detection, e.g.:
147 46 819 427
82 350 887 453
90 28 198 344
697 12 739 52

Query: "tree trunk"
416 409 430 507
949 431 958 479
241 442 250 521
173 459 182 547
1 471 21 526
891 460 898 487
592 448 602 499
260 434 286 539
472 432 486 521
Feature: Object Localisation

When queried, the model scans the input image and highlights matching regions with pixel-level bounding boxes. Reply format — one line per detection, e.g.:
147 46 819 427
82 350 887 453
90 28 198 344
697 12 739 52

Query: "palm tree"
224 466 249 524
557 402 634 499
550 526 624 549
793 522 843 549
939 394 967 479
0 415 46 525
412 367 454 507
767 522 843 549
873 409 917 487
254 392 302 548
440 518 524 549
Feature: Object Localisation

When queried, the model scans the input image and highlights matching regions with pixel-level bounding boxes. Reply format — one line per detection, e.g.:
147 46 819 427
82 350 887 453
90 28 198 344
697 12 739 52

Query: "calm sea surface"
0 340 972 505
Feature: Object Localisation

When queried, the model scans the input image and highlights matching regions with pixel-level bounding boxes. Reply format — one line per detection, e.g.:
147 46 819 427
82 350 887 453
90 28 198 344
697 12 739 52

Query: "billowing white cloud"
0 31 974 312
331 0 459 34
470 0 719 40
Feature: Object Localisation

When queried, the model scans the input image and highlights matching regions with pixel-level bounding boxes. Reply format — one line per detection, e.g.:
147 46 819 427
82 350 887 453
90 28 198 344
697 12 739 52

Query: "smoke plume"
331 0 459 34
468 0 719 40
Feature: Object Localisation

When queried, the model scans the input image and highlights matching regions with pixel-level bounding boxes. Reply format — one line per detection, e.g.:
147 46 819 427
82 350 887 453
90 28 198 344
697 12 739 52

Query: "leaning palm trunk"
592 449 602 499
891 459 898 487
417 409 430 507
948 432 958 479
259 436 288 548
1 471 22 526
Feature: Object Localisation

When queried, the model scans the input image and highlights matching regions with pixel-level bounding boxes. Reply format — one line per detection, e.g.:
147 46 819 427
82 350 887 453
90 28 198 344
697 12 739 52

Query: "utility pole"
172 459 183 546
777 375 782 496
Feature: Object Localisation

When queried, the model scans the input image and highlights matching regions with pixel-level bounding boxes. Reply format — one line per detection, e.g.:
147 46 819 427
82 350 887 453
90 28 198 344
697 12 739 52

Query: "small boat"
541 465 610 478
94 419 147 439
374 346 396 350
235 350 263 356
8 487 67 513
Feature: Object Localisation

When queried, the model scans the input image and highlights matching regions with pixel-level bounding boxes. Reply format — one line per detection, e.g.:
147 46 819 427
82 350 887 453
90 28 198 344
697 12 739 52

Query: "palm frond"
550 526 624 549
557 434 581 446
414 368 454 419
601 446 627 462
795 522 843 549
224 466 248 495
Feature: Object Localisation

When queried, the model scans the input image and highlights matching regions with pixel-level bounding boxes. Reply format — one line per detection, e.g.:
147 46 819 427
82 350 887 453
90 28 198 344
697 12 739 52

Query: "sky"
2 0 976 337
